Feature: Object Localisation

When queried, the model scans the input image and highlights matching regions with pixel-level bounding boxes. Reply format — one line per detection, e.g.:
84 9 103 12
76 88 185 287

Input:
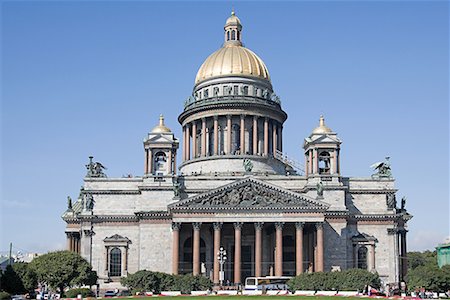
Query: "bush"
121 270 212 294
0 291 11 300
288 268 380 291
65 288 95 298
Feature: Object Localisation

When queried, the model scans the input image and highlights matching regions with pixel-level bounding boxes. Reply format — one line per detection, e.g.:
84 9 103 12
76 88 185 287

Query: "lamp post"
217 246 227 287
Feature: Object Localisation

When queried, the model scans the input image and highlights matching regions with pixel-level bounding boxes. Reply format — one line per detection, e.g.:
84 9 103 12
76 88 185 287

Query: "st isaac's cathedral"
62 12 411 290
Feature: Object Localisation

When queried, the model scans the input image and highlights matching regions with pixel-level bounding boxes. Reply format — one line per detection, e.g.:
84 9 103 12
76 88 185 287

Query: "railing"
184 95 281 111
275 150 304 175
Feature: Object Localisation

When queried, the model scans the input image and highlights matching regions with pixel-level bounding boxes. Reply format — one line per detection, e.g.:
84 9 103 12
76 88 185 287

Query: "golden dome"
151 114 171 133
312 115 333 134
194 12 270 85
195 46 270 85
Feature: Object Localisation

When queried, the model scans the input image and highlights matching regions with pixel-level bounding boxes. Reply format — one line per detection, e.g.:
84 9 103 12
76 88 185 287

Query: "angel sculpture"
370 156 392 178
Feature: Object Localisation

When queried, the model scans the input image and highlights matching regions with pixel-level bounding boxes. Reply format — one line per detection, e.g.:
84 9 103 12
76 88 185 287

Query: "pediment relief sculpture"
172 178 328 210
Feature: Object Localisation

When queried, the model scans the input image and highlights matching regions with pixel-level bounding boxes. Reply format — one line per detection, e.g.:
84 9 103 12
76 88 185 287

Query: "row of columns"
172 221 324 285
66 232 80 253
182 115 282 161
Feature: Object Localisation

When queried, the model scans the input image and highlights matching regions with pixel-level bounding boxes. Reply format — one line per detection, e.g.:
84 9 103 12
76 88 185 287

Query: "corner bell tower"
144 115 179 176
303 116 341 178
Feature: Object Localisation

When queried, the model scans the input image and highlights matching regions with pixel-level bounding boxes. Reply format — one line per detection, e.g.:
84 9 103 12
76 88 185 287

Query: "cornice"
88 190 141 195
348 189 398 194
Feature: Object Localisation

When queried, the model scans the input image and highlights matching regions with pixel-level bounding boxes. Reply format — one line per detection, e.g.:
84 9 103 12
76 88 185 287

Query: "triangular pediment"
145 134 176 143
170 177 329 212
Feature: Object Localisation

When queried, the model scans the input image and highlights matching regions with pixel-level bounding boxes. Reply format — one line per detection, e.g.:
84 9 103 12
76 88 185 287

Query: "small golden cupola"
144 114 179 177
304 115 342 178
312 115 333 134
151 114 171 133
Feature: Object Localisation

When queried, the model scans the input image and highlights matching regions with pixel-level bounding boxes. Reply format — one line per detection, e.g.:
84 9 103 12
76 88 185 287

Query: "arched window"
182 237 207 275
227 31 230 41
231 30 236 40
236 31 240 41
154 152 166 174
109 247 122 277
318 151 331 174
358 246 368 270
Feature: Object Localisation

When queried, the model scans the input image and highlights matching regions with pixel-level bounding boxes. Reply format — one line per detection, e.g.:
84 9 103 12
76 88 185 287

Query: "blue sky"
1 1 448 255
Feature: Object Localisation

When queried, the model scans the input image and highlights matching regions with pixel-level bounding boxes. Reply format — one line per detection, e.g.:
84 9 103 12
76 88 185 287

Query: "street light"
217 246 227 287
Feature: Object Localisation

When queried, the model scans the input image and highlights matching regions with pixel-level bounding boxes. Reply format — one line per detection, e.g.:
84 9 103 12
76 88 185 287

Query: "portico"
168 177 328 284
171 220 324 284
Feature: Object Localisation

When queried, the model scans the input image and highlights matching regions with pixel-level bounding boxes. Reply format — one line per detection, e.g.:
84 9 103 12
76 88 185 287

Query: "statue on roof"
85 156 107 178
67 196 72 210
401 196 407 211
85 193 94 211
316 181 324 198
173 178 183 199
370 156 392 178
243 158 253 173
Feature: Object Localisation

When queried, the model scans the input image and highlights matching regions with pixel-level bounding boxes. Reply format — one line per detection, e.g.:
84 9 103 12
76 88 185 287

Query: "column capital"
295 222 305 230
233 222 243 230
240 114 246 119
172 222 182 231
202 117 206 122
315 222 324 230
192 222 202 230
227 114 232 120
254 222 264 230
275 222 285 230
213 222 223 231
253 115 258 121
213 115 219 120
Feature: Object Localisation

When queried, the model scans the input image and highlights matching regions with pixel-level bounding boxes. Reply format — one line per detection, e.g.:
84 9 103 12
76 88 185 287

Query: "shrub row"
120 270 212 294
0 292 11 300
287 268 380 291
65 288 95 298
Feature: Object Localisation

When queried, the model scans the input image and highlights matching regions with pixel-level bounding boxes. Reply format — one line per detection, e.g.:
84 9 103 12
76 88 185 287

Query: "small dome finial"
231 7 235 16
159 114 164 126
319 115 325 127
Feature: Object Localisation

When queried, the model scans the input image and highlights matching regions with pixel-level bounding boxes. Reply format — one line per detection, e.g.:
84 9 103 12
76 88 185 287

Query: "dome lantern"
224 9 242 46
151 114 171 133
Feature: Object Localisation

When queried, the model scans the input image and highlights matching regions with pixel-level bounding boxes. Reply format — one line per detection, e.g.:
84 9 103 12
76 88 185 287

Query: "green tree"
13 262 37 292
1 265 24 294
408 264 450 292
29 251 97 296
408 251 437 270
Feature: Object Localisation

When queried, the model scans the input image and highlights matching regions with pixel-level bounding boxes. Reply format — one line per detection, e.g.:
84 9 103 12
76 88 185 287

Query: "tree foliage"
407 260 450 292
120 270 212 294
408 251 437 270
13 262 37 292
0 265 25 294
288 269 380 291
29 251 97 295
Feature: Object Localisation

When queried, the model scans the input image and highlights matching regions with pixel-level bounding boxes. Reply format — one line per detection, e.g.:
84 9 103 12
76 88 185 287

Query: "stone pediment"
170 177 329 212
146 134 175 143
305 134 341 145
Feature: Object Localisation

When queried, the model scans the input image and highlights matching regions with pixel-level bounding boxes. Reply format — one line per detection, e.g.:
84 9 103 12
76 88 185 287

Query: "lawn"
117 296 354 300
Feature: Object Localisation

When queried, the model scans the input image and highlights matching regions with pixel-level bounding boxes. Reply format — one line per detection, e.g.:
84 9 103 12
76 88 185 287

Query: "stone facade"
62 12 411 291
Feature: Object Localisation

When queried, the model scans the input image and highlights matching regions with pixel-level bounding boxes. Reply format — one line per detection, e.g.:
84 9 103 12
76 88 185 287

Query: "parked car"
11 295 24 300
103 291 117 298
